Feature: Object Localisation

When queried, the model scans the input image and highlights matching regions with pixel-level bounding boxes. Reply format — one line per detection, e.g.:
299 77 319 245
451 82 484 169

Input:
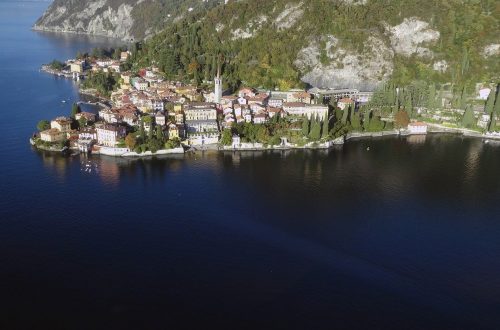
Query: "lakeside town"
33 49 500 157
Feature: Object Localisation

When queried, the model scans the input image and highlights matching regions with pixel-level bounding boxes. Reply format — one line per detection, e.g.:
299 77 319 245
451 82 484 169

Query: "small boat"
61 100 66 103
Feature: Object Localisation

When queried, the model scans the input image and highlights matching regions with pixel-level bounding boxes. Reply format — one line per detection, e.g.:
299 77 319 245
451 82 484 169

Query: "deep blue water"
1 2 500 329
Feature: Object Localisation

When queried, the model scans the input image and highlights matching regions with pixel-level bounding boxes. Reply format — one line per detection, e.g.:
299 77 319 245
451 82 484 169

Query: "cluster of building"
40 52 383 151
67 51 131 78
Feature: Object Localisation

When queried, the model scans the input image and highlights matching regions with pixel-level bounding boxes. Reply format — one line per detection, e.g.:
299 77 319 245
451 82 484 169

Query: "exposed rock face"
33 0 135 40
433 60 448 72
295 35 394 91
483 44 500 57
275 2 304 30
385 17 440 57
231 15 268 40
33 0 218 40
294 17 443 90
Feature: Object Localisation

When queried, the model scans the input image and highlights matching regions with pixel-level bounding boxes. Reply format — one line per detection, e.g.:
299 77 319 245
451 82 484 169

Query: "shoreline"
31 128 499 158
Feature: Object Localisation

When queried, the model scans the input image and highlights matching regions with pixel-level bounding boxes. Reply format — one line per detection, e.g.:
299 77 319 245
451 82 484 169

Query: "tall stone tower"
214 65 222 104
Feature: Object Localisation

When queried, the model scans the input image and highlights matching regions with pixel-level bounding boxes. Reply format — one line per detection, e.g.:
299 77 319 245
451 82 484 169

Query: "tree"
71 103 81 118
113 48 121 60
341 105 350 125
459 86 467 110
404 94 413 118
350 109 362 131
428 84 436 110
309 115 321 141
394 110 410 129
125 133 137 149
155 125 164 142
367 115 385 132
148 123 154 141
485 89 495 114
461 105 475 128
165 137 181 149
37 120 50 132
49 60 65 71
494 85 500 115
301 117 310 136
363 109 371 131
488 113 497 132
220 129 232 146
322 117 329 138
139 121 146 142
78 117 87 128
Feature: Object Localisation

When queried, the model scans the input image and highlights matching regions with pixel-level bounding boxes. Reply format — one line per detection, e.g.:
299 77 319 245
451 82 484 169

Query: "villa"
95 124 127 147
50 117 72 132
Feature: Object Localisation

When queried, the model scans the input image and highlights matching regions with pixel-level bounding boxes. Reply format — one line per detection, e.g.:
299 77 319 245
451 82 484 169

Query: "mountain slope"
140 0 499 91
33 0 220 41
35 0 500 91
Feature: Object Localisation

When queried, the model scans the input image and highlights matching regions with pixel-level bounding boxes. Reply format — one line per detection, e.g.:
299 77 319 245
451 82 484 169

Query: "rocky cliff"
33 0 219 41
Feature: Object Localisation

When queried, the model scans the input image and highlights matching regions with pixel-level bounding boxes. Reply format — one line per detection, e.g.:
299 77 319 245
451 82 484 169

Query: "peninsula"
33 45 500 157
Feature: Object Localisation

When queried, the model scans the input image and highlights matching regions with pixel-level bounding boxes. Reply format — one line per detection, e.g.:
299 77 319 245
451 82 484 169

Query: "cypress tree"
351 111 361 131
485 90 495 114
428 84 436 110
322 117 329 138
488 113 497 132
341 105 350 125
363 109 371 131
302 116 310 136
156 125 164 142
494 85 500 115
309 115 321 141
139 121 146 142
459 86 467 110
148 122 154 141
461 105 475 128
71 103 81 118
405 94 413 118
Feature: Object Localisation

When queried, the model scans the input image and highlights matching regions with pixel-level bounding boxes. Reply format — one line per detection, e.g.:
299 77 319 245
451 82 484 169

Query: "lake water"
1 1 500 329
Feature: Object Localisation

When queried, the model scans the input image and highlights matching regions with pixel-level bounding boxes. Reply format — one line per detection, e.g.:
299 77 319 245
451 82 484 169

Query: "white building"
155 112 166 126
408 122 428 135
478 88 491 100
184 103 217 121
133 79 149 91
337 98 355 111
283 103 328 120
96 124 127 147
99 109 120 124
185 120 219 134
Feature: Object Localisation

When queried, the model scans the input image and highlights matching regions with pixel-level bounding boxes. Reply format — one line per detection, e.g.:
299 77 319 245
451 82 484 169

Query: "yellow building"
168 123 179 140
69 61 83 73
121 72 131 85
50 117 72 132
174 103 183 112
40 128 64 142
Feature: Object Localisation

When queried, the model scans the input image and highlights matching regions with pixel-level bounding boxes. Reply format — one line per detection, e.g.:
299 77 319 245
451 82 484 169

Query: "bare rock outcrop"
295 35 394 91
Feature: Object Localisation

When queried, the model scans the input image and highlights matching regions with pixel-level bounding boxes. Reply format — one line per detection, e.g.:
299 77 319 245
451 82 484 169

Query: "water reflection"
36 135 500 203
406 134 426 144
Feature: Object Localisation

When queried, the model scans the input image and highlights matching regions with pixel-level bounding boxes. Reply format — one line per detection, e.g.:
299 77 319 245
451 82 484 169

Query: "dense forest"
130 0 499 94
